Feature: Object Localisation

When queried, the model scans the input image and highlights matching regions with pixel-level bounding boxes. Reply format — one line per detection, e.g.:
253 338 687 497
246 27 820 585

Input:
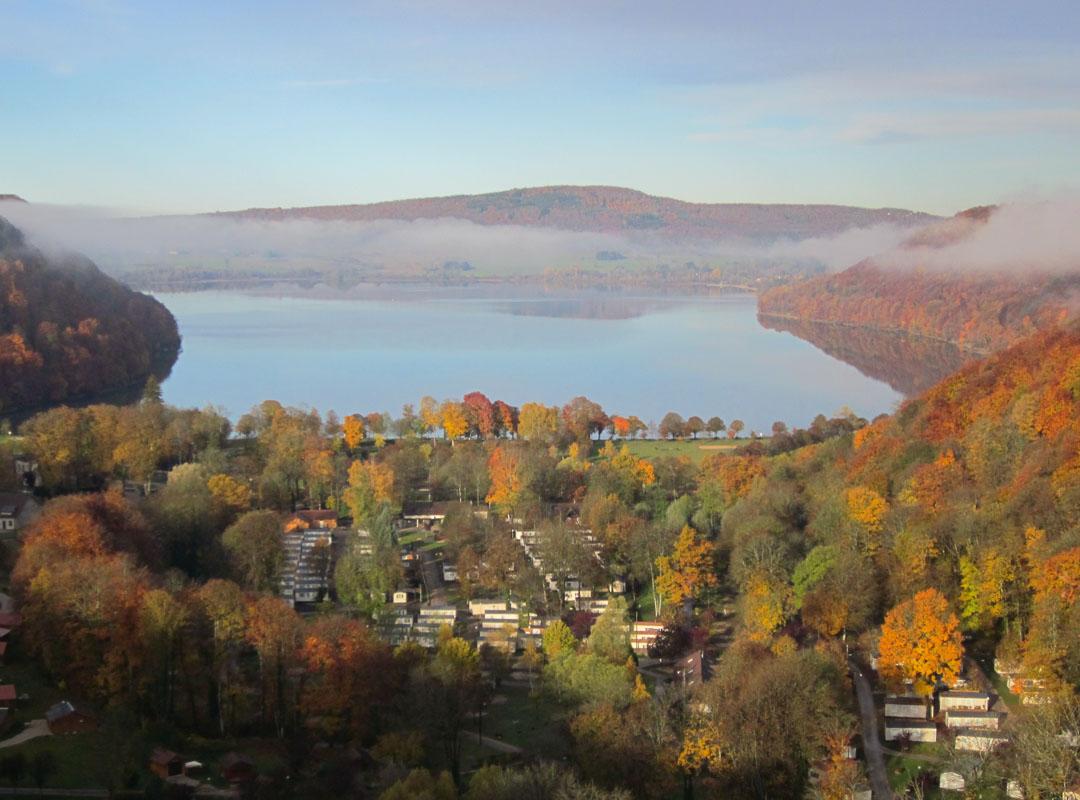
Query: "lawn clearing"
621 438 747 463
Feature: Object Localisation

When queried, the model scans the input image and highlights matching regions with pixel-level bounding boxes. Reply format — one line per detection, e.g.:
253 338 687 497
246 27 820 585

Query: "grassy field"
468 684 569 761
620 438 751 463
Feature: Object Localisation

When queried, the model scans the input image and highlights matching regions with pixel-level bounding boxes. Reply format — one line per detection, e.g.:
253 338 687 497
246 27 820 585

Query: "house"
674 651 713 688
284 509 338 532
945 709 1001 730
13 454 39 490
0 684 17 707
940 772 966 792
885 695 928 719
631 621 665 655
220 752 256 783
884 718 937 742
954 729 1009 752
45 701 97 734
938 690 991 712
392 588 420 605
412 606 460 647
0 493 39 537
150 748 185 779
442 563 458 582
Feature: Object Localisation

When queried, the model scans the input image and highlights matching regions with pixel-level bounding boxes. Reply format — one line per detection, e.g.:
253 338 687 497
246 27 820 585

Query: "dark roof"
941 690 990 697
0 494 34 517
0 685 16 702
886 696 926 705
884 718 936 728
151 747 183 765
45 700 92 723
946 709 1000 718
221 752 255 768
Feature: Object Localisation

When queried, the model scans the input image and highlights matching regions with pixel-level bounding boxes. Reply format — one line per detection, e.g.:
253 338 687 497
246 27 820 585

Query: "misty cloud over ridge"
0 201 918 277
874 194 1080 275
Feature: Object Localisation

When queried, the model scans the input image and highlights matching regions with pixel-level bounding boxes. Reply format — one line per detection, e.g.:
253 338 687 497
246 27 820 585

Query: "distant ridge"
0 194 26 203
208 185 938 242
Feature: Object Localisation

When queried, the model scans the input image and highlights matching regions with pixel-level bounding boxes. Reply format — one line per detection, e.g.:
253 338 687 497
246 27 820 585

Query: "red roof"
0 685 16 702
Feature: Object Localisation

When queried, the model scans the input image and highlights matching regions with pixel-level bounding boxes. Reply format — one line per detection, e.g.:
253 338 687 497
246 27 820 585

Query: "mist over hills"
758 198 1080 354
0 187 938 292
209 185 937 242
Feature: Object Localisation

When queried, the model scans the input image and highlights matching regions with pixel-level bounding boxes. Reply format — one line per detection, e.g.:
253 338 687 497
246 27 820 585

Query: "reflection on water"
758 315 974 396
154 289 914 430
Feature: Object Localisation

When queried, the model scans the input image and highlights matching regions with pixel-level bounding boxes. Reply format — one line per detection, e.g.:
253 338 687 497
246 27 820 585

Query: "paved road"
849 659 894 800
0 718 51 749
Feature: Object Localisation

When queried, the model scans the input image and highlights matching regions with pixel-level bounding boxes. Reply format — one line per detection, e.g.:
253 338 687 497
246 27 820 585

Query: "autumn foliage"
0 216 180 413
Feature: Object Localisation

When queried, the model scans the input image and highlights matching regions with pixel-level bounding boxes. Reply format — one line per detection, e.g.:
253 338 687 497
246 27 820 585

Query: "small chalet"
220 752 256 783
885 695 928 719
0 493 39 537
284 509 338 532
673 650 713 688
955 729 1009 752
945 709 1001 730
938 690 991 712
940 772 966 792
150 748 185 779
630 621 665 655
46 701 97 734
884 718 937 742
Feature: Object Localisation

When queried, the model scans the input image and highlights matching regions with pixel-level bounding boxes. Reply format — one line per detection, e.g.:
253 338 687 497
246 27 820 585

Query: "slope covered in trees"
211 185 936 242
723 322 1080 697
0 215 180 415
758 206 1079 354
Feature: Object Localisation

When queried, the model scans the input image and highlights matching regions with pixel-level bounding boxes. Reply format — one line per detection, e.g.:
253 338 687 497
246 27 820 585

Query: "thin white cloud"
280 77 383 89
839 108 1080 145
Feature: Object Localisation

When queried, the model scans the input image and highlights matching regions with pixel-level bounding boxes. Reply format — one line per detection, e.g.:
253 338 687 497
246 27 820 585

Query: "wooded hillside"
0 216 180 414
758 207 1079 353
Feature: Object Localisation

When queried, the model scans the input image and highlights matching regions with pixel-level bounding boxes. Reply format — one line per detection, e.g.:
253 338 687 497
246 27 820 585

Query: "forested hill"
724 321 1080 693
757 206 1079 353
209 185 937 241
0 215 180 415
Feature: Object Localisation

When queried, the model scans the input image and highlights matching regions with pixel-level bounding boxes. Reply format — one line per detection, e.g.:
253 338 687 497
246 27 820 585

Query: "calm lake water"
154 289 904 432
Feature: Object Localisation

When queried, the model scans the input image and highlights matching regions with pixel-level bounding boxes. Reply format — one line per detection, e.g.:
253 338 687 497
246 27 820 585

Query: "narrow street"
849 659 894 800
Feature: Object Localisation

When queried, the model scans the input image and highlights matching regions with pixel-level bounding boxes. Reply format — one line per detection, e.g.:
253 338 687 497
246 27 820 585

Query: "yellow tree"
517 402 559 442
655 525 718 610
207 473 252 515
419 396 440 436
344 459 397 525
741 569 793 642
878 588 963 695
845 486 888 552
440 401 468 441
343 414 365 449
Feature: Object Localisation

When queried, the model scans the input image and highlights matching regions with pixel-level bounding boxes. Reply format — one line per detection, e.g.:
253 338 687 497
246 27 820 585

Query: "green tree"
222 510 284 592
588 597 632 663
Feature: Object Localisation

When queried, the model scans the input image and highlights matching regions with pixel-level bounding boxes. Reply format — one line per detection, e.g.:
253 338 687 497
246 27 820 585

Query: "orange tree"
878 587 963 695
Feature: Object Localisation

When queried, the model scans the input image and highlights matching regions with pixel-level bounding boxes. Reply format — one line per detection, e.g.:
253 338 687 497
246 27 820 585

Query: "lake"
154 288 906 432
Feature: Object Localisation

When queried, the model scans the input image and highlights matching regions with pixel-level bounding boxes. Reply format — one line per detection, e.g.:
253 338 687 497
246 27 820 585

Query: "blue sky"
2 1 1079 214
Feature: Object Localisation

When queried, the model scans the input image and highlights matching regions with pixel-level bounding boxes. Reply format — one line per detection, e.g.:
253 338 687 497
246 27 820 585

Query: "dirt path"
0 718 51 749
462 730 524 755
849 659 894 800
